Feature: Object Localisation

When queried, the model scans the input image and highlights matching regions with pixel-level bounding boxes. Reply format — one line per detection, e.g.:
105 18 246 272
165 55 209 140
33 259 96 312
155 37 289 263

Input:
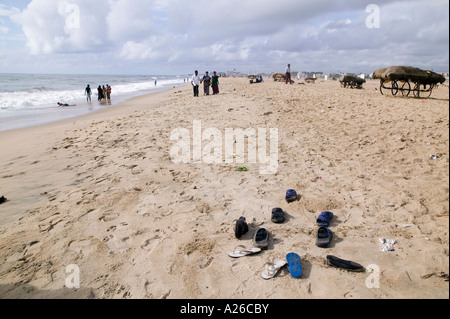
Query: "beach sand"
0 78 448 299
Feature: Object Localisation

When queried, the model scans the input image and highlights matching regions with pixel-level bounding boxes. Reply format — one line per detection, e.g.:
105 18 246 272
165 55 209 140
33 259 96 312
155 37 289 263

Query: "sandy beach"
0 77 448 299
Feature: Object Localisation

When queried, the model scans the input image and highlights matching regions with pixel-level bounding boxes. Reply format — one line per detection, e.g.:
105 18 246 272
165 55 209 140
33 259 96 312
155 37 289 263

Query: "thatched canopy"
372 66 445 84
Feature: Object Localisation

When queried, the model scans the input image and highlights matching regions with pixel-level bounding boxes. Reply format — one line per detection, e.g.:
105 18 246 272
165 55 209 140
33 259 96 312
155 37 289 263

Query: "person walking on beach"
201 71 211 95
212 71 220 94
191 70 201 97
85 84 92 102
285 64 292 84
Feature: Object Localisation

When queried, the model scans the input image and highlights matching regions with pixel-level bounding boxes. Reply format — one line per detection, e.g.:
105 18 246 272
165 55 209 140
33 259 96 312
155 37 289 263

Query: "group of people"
191 70 220 97
84 84 112 103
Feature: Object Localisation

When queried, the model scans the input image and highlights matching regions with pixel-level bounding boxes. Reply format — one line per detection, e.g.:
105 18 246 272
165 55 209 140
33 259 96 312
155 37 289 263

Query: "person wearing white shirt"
191 70 201 97
285 64 292 84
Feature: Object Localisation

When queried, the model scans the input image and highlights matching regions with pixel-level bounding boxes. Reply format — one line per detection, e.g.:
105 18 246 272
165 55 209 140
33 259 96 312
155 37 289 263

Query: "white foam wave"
0 78 185 111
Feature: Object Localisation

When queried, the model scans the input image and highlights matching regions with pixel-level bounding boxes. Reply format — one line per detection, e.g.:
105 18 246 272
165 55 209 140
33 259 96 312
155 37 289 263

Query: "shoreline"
0 77 448 299
0 82 187 133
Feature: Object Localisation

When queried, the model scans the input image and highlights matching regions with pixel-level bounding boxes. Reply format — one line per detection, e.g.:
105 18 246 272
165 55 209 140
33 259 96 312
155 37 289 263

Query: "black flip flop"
234 217 249 239
254 228 269 249
326 255 365 272
271 208 285 223
316 226 332 248
0 196 6 204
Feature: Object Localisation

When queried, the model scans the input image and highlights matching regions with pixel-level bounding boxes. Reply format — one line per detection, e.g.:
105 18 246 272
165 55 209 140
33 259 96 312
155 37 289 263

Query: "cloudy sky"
0 0 448 75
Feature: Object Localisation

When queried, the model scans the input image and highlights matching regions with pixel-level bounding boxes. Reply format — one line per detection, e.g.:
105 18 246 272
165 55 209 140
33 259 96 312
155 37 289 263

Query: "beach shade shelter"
372 66 445 99
339 75 366 89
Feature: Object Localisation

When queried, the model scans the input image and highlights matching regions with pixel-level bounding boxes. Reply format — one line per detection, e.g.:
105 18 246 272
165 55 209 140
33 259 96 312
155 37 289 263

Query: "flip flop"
316 226 333 248
0 196 6 204
326 255 365 272
271 208 285 223
285 189 298 203
236 166 247 171
316 211 333 226
261 259 287 280
234 216 249 238
254 228 269 249
286 252 302 278
228 245 262 258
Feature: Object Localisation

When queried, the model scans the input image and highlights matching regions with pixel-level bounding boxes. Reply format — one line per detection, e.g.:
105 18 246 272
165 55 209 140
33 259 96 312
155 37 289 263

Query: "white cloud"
3 0 449 74
11 0 110 54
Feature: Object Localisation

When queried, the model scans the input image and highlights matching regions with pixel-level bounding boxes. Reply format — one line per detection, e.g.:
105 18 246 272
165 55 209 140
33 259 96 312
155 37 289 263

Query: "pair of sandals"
316 211 333 248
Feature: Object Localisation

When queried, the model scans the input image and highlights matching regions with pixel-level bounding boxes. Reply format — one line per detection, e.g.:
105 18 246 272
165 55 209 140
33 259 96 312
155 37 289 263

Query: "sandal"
228 245 262 258
261 259 287 279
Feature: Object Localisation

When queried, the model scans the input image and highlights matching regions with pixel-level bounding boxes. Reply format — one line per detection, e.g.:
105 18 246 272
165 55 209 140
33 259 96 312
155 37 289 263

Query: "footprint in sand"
102 222 132 255
140 231 162 252
68 238 98 258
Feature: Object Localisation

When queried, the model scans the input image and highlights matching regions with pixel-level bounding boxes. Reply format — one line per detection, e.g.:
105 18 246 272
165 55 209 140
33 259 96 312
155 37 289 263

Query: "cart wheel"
380 80 387 95
391 80 399 96
413 82 432 99
421 84 433 99
400 81 411 97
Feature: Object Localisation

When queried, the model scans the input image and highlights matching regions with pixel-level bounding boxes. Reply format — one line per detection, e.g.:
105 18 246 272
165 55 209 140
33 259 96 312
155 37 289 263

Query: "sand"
0 78 448 299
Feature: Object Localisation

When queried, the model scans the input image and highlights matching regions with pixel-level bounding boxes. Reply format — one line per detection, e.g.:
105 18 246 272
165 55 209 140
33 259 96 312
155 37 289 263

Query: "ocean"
0 73 188 132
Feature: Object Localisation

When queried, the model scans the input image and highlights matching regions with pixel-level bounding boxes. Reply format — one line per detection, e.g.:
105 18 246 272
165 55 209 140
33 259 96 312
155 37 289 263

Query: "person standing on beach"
106 85 111 103
201 71 211 95
285 64 292 84
102 85 106 100
212 71 220 94
191 70 201 97
97 85 104 101
85 84 92 102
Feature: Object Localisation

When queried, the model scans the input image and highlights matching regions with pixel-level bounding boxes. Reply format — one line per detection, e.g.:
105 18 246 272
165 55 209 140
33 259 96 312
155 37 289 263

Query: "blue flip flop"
285 189 298 203
286 252 302 278
316 211 333 227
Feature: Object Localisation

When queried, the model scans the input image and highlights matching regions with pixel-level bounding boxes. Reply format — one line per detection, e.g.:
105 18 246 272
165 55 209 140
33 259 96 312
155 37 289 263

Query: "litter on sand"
379 238 396 252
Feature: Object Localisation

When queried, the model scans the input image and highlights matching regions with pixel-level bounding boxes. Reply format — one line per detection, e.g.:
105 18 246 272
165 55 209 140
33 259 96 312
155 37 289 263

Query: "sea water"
0 73 187 132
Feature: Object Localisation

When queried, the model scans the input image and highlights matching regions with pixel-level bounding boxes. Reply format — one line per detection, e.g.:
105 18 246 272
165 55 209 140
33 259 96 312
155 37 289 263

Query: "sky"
0 0 448 75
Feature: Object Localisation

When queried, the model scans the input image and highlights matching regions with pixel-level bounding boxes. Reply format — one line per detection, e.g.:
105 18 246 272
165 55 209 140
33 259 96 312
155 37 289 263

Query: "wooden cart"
373 66 445 99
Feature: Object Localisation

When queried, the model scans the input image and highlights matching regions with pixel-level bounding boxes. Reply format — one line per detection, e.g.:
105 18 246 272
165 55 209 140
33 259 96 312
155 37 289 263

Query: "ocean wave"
0 77 185 111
